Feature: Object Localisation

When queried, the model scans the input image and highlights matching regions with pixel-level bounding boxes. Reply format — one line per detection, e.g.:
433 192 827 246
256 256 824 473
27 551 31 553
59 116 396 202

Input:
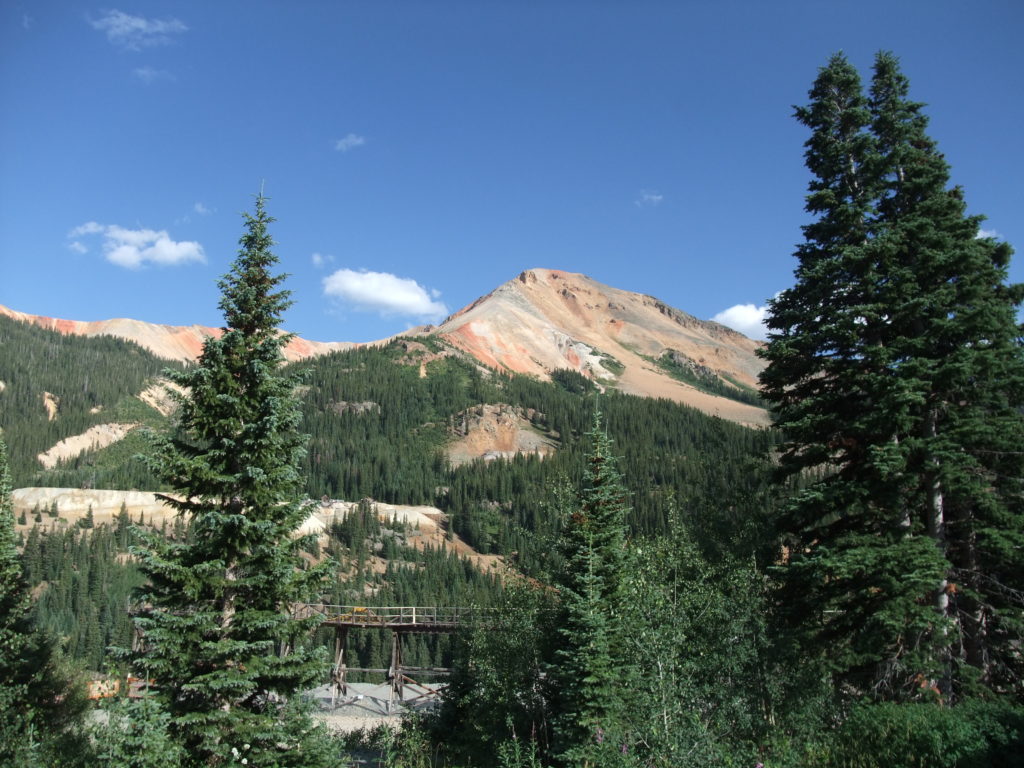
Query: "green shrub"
824 699 1024 768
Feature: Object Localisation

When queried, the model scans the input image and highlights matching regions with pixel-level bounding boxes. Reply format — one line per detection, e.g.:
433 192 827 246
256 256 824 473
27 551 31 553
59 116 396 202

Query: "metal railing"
293 604 478 627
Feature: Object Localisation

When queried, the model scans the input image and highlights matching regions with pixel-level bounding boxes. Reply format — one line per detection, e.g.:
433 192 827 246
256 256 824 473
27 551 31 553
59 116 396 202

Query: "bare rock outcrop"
12 487 177 527
43 392 59 421
11 488 331 545
37 423 138 469
446 404 557 467
137 379 186 417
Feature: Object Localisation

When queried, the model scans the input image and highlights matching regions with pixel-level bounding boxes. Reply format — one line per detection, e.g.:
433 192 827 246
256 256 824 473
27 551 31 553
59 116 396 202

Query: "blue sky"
2 2 1021 343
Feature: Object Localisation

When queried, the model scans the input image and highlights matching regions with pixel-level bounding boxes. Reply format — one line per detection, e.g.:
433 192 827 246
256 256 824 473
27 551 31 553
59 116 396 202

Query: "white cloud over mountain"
322 269 448 321
68 222 204 269
712 302 769 340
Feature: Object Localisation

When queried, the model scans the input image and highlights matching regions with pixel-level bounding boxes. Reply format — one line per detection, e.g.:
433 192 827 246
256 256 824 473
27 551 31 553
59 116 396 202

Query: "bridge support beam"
388 630 404 713
330 626 349 707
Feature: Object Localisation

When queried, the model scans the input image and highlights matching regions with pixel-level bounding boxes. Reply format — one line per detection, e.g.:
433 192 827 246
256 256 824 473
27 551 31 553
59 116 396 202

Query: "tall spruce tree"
761 52 1024 701
867 52 1024 696
551 413 631 766
132 195 331 766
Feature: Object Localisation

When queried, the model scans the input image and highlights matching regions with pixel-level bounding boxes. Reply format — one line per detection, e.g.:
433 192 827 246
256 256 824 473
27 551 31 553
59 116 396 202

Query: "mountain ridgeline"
1 268 769 424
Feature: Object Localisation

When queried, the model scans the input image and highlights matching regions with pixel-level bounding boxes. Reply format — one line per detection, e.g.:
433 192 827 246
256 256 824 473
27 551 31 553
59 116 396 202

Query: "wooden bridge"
292 604 479 711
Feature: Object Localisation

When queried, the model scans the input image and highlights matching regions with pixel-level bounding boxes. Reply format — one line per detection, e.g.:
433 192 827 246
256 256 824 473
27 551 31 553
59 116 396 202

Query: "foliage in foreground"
1 436 91 767
821 698 1024 768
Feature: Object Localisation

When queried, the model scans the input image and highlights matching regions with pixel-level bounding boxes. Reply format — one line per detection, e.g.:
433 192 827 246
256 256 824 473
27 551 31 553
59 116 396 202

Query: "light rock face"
11 487 331 546
433 269 769 426
315 499 506 572
12 487 177 526
446 404 557 467
37 423 138 469
137 379 186 417
42 392 59 421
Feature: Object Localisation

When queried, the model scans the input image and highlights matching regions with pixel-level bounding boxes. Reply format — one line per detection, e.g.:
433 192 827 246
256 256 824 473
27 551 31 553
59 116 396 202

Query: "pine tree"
116 501 130 548
131 195 332 766
761 52 1024 701
551 413 631 765
866 52 1024 696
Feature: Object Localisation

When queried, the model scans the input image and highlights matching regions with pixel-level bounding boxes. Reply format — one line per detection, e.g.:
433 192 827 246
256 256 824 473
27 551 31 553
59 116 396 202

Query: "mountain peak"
432 269 768 425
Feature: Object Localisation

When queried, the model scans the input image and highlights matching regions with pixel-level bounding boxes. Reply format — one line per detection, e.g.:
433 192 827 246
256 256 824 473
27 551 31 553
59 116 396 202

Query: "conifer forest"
2 53 1023 767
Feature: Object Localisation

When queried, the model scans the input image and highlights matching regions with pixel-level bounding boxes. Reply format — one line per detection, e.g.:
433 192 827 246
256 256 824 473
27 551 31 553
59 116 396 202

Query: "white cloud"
311 252 334 268
977 228 1002 240
69 221 104 237
335 133 366 152
134 66 175 84
68 222 204 269
322 269 448 321
712 303 770 340
90 9 187 51
193 202 212 215
22 14 33 29
635 190 664 208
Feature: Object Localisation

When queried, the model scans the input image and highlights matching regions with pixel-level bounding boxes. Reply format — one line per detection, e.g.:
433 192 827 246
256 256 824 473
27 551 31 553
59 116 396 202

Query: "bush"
824 699 1024 768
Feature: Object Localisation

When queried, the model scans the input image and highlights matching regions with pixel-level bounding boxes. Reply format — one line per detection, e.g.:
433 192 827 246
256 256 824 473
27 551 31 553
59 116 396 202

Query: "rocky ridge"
432 269 768 425
0 304 357 363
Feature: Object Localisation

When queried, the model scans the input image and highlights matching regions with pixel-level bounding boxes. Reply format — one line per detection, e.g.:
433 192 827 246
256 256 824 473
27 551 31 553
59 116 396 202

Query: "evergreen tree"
116 501 130 549
866 51 1024 696
761 52 1024 701
131 195 332 766
551 413 631 765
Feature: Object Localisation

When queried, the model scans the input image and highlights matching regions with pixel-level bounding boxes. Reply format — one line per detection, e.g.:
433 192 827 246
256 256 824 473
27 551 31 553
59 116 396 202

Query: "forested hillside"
3 315 777 689
296 340 776 573
0 314 177 488
3 314 775 576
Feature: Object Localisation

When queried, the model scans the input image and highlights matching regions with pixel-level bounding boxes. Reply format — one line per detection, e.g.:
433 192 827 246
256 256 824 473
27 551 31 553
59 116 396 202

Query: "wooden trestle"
292 605 473 711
